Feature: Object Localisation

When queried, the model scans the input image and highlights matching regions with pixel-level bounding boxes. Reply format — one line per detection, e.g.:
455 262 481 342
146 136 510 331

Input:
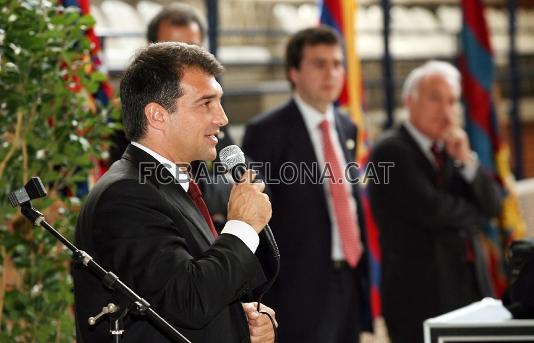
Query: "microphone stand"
19 202 191 343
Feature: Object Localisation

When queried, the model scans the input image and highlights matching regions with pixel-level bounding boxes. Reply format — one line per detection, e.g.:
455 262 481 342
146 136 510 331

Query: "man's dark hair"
285 26 341 87
146 4 207 44
120 42 223 141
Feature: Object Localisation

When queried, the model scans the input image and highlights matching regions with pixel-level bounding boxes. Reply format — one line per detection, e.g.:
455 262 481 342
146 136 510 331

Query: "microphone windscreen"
219 145 245 171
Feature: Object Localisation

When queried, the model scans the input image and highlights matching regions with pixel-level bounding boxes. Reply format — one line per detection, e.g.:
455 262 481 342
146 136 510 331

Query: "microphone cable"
255 224 280 342
218 145 280 341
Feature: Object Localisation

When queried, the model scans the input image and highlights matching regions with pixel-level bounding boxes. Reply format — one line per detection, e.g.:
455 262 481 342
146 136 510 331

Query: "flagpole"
507 0 523 179
381 0 394 129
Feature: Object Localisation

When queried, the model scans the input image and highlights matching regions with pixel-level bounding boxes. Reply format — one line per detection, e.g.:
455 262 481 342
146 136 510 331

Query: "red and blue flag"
459 0 526 297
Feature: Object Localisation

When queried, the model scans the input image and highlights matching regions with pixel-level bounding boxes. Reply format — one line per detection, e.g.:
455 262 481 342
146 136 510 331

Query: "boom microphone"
8 177 47 207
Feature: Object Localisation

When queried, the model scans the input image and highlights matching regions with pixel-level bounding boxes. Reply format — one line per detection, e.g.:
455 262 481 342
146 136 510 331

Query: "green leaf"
0 0 113 340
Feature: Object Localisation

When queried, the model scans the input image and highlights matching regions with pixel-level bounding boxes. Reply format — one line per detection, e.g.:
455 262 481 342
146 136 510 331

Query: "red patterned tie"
188 180 218 239
319 120 362 268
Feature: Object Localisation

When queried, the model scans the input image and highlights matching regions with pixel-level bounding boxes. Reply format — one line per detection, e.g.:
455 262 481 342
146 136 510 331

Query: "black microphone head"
219 145 246 182
7 177 47 207
26 177 47 199
8 188 30 207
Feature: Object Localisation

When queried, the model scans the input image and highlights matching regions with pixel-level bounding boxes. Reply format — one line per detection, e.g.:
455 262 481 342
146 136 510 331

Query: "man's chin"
204 149 217 162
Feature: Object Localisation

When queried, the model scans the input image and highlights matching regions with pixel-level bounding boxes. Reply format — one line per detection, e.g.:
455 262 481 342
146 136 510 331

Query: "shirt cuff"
459 152 480 182
221 220 260 253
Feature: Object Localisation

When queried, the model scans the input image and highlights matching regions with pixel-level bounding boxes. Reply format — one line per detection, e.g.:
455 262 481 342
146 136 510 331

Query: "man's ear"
144 102 168 132
404 93 414 110
288 67 299 88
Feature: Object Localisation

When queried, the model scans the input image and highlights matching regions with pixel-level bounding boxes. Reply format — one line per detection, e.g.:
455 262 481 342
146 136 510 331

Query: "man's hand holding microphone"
227 169 272 233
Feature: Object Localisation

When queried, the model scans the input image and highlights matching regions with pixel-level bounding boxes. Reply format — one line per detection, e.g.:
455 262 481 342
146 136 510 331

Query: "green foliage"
0 0 116 341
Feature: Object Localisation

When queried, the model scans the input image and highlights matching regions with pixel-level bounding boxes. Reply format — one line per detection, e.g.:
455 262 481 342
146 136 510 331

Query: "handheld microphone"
219 145 280 261
219 145 280 342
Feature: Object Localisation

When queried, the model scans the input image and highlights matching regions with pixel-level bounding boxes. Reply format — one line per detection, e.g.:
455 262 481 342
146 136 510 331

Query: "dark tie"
430 142 444 186
318 119 362 268
188 180 218 239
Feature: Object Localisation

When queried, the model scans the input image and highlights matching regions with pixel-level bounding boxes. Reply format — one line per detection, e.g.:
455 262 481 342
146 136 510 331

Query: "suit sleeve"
467 166 503 218
91 179 262 329
368 140 498 233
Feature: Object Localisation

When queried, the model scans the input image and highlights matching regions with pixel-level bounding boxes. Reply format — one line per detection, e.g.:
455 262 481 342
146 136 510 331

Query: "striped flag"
63 0 114 183
62 0 113 107
320 0 382 319
459 0 526 297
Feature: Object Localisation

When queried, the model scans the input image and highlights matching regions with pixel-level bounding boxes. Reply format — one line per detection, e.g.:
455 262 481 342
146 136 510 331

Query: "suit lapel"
333 113 360 198
284 100 329 209
160 182 215 245
441 152 456 187
398 125 439 183
285 100 320 167
333 113 355 164
122 144 215 245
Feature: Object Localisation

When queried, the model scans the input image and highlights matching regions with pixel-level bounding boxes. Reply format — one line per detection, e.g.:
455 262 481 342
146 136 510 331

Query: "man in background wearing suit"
243 26 371 343
368 61 502 343
146 3 206 46
73 43 276 342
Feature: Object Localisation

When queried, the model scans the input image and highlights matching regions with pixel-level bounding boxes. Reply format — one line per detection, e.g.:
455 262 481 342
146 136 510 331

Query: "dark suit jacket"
242 99 372 342
72 144 266 343
368 125 502 340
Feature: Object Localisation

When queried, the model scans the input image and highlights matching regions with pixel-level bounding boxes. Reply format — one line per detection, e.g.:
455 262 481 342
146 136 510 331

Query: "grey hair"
401 60 461 103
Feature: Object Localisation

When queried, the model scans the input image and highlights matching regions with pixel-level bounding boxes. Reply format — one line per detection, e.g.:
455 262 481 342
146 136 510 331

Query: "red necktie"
188 180 218 239
319 120 362 268
430 143 444 186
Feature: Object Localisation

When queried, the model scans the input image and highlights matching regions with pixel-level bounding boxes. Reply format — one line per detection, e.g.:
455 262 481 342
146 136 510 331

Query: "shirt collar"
293 94 335 132
131 141 189 191
403 119 436 153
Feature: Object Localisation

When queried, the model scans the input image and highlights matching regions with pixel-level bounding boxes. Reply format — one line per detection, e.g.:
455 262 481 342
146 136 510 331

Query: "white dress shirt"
131 142 259 252
403 120 479 181
293 95 359 262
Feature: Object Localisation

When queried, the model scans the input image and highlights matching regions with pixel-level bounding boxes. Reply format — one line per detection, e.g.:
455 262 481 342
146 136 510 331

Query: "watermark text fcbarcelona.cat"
138 161 395 185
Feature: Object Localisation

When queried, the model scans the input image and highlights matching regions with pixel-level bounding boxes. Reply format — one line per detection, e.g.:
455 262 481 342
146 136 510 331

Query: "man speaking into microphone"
72 42 276 343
